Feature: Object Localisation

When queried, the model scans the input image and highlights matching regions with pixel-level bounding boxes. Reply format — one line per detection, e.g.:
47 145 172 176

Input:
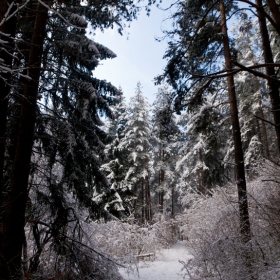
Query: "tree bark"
199 149 205 195
171 186 175 218
0 0 17 199
159 144 164 214
266 0 280 32
0 0 18 274
256 0 280 155
133 183 138 221
254 77 270 158
145 174 151 221
0 1 50 278
220 0 252 243
141 178 145 224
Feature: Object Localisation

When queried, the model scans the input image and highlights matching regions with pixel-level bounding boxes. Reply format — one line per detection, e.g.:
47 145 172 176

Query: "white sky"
93 6 172 104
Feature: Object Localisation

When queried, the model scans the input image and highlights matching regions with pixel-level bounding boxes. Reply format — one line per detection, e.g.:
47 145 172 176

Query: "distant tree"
120 82 152 223
176 93 230 198
151 86 179 215
100 95 135 218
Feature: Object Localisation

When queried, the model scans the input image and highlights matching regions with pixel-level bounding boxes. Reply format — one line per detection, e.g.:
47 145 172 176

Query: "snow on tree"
100 94 136 218
119 82 152 223
151 86 180 216
233 16 271 164
175 90 230 202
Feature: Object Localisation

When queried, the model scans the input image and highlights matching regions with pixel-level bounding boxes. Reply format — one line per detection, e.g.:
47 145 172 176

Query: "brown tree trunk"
133 183 138 221
199 149 205 195
266 0 280 31
254 78 270 158
171 186 175 218
220 0 252 243
0 0 17 198
0 0 18 275
145 174 151 221
159 146 165 214
256 0 280 155
0 1 50 278
141 178 145 224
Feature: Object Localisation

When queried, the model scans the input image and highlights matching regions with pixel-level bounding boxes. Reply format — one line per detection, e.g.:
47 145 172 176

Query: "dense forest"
1 0 280 279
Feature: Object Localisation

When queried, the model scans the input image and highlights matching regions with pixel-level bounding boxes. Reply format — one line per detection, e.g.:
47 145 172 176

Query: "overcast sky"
93 5 172 104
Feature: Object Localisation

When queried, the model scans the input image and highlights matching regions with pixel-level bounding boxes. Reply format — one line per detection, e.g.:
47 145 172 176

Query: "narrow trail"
119 242 192 280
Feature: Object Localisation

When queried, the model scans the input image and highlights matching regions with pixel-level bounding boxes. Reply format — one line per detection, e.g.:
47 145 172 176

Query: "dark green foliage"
156 0 238 112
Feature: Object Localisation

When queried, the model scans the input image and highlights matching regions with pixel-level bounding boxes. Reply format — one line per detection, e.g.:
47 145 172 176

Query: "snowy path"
119 242 192 280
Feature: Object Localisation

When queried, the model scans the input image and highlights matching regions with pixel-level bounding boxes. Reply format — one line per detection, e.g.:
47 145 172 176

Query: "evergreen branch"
253 114 280 127
237 0 280 35
232 61 280 83
37 0 87 30
190 62 280 81
185 0 220 54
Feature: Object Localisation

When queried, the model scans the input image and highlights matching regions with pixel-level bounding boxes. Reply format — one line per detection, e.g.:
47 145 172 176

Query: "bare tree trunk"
266 0 280 31
159 144 165 214
256 0 280 155
0 1 50 278
0 0 18 273
145 174 151 221
199 149 205 195
171 186 175 218
254 77 270 158
0 0 17 199
133 183 138 221
220 0 252 244
158 172 160 205
141 178 145 224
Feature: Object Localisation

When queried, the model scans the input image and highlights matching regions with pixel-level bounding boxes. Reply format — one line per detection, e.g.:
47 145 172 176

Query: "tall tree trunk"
199 149 205 195
133 183 138 221
0 0 18 274
159 145 165 214
0 1 50 278
256 0 280 155
145 174 151 221
171 186 175 218
0 0 17 199
254 77 270 158
266 0 280 31
220 0 252 243
141 178 145 224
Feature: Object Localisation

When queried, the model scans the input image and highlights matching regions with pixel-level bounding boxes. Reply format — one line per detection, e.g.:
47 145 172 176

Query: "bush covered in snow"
179 160 280 280
94 217 180 266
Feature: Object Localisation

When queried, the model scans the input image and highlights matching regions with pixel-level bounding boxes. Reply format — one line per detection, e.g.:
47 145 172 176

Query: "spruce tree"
120 82 152 223
151 86 179 214
100 95 135 218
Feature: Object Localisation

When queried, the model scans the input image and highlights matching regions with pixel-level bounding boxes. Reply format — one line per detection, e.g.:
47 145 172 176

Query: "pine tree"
100 94 135 218
176 92 230 197
119 82 152 223
232 16 270 164
151 86 179 215
255 0 280 154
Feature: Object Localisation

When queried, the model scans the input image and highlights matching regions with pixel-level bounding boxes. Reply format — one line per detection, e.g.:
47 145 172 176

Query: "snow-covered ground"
119 242 192 280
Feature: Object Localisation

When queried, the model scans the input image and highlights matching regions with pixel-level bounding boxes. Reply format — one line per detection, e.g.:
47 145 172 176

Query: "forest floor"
119 241 192 280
